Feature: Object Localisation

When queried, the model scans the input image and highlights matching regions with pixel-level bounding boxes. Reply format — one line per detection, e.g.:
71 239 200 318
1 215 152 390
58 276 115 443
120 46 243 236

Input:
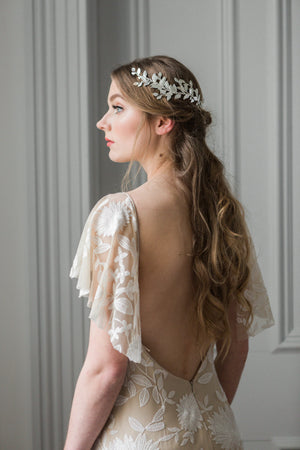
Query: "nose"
96 112 110 131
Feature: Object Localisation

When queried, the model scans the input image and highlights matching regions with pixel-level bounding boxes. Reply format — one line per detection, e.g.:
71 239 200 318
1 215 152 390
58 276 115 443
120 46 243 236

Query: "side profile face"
96 79 151 163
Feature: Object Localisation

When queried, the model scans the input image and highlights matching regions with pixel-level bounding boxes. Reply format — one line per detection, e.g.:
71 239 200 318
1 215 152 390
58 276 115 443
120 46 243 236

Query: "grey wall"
0 1 33 448
88 0 147 206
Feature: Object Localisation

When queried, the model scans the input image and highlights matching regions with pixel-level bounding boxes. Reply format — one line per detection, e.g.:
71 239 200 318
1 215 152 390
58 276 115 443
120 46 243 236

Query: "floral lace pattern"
93 345 242 449
70 193 141 362
70 192 275 449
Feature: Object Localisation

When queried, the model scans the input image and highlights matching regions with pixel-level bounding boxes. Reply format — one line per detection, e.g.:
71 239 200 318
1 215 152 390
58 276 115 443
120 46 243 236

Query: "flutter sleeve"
235 238 275 340
69 193 142 363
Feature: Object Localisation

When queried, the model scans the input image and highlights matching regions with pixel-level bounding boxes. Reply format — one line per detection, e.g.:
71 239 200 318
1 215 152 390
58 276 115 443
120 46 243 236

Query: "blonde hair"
111 55 253 359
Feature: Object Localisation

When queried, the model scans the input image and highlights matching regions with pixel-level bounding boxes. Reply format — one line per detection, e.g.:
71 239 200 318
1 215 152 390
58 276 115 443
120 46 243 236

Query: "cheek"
117 112 142 139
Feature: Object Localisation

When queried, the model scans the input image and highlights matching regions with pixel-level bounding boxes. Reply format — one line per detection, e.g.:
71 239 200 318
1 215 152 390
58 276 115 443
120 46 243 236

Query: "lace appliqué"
237 241 275 338
70 194 142 363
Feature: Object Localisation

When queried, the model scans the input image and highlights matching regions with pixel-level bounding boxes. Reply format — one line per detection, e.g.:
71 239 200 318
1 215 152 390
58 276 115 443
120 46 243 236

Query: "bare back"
129 180 202 381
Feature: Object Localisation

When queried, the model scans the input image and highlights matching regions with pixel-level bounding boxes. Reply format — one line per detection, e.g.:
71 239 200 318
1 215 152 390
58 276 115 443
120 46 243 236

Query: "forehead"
107 79 144 115
107 80 126 102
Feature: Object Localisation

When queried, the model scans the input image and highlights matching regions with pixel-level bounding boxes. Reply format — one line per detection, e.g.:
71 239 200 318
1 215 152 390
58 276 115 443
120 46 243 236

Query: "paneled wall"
1 1 299 449
26 1 91 449
0 1 33 449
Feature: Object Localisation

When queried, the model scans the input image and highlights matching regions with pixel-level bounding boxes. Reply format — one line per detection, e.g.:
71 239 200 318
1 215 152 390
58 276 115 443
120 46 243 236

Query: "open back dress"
70 192 275 450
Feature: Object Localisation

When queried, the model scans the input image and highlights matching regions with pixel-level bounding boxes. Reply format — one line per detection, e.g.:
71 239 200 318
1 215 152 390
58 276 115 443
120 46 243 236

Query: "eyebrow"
108 93 126 103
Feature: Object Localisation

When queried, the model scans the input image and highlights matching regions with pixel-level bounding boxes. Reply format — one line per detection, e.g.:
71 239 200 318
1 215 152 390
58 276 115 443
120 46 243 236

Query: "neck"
145 159 175 181
140 139 175 181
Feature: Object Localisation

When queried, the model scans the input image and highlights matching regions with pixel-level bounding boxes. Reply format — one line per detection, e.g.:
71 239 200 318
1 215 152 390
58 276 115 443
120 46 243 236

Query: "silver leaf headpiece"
131 67 202 109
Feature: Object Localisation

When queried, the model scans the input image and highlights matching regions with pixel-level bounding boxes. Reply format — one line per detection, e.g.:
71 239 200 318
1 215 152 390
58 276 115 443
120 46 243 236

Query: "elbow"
82 358 128 390
103 360 128 388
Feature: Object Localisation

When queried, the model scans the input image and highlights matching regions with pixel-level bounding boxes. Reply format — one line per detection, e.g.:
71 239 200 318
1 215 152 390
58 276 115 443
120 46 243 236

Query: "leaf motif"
146 421 164 432
131 374 152 387
198 372 213 384
153 406 165 422
216 389 227 403
165 397 175 405
118 234 131 251
161 388 167 400
129 416 144 432
114 297 133 315
159 434 175 442
115 395 128 406
127 380 136 397
139 388 150 407
96 242 110 254
157 375 164 391
168 390 175 398
152 386 160 404
198 358 207 373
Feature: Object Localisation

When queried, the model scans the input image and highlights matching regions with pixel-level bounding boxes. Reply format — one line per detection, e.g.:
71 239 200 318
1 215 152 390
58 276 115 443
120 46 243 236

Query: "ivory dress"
70 192 275 450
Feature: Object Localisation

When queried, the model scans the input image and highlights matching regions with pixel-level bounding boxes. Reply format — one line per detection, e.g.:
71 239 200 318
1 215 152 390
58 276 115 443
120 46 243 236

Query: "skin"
64 79 248 449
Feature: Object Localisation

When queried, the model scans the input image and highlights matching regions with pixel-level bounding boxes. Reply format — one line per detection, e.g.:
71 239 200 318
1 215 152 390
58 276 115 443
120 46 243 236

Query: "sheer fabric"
70 192 274 449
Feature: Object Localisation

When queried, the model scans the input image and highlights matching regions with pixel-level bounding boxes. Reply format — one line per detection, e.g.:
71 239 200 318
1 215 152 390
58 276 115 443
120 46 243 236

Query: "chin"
108 151 131 163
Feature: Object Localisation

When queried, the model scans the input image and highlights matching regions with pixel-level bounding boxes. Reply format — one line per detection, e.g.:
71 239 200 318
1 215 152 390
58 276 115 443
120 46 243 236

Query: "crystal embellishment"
131 67 202 109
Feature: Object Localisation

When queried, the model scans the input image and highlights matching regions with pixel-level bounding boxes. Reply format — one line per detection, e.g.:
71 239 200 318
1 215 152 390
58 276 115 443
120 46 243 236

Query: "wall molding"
220 0 240 195
127 0 150 186
272 436 300 449
29 1 90 448
269 0 300 350
129 0 150 59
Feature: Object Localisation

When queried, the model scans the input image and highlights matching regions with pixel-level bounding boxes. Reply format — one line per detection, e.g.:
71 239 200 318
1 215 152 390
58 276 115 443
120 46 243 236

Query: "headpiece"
131 67 202 110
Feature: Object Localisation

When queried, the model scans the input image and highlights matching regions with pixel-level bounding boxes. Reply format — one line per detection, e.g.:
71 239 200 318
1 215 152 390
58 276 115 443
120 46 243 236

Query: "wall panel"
29 0 90 447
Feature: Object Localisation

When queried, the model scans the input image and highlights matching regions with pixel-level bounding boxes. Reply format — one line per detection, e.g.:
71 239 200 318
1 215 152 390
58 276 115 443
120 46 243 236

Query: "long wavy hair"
111 55 253 359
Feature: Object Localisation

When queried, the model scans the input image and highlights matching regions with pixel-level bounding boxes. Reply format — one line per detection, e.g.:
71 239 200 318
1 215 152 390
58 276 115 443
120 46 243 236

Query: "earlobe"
156 117 175 136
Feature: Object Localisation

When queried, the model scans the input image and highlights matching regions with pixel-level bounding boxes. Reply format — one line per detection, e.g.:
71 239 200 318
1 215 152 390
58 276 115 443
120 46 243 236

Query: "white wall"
0 1 33 449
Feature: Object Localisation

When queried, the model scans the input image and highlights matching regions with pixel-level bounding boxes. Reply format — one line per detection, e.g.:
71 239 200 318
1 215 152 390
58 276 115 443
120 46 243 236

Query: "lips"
105 137 115 144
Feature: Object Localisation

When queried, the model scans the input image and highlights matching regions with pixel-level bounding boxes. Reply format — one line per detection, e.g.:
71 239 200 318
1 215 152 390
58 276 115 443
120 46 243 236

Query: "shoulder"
127 184 184 229
90 192 137 238
126 184 173 218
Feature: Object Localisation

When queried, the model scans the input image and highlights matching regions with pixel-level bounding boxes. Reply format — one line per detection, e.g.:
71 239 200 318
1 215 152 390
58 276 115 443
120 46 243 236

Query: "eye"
112 105 123 114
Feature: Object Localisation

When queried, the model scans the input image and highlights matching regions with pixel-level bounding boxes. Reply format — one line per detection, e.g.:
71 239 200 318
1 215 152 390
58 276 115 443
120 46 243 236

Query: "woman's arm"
215 337 248 405
64 320 128 450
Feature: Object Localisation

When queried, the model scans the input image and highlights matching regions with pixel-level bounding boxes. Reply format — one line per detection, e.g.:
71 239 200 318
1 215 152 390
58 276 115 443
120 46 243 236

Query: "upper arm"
70 194 142 366
82 320 128 377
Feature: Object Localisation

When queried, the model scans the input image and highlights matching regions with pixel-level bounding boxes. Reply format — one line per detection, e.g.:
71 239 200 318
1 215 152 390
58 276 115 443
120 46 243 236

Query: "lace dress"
70 192 275 450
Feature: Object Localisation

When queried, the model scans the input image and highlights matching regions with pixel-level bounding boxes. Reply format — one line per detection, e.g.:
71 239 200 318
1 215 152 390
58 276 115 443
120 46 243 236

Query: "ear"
154 116 175 136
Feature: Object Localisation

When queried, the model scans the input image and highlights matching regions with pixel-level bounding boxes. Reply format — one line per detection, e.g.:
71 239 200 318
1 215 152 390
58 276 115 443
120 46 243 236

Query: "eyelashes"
112 105 123 114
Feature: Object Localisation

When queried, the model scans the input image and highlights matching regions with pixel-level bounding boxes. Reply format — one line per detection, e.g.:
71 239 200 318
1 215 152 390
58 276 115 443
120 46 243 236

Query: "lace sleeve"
70 194 142 363
235 238 275 340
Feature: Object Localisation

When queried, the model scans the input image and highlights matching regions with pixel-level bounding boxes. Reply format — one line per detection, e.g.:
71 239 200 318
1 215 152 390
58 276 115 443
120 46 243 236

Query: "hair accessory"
131 67 202 109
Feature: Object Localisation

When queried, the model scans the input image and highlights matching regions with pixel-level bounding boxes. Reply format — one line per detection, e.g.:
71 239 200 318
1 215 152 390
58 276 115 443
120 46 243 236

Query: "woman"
64 55 274 449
